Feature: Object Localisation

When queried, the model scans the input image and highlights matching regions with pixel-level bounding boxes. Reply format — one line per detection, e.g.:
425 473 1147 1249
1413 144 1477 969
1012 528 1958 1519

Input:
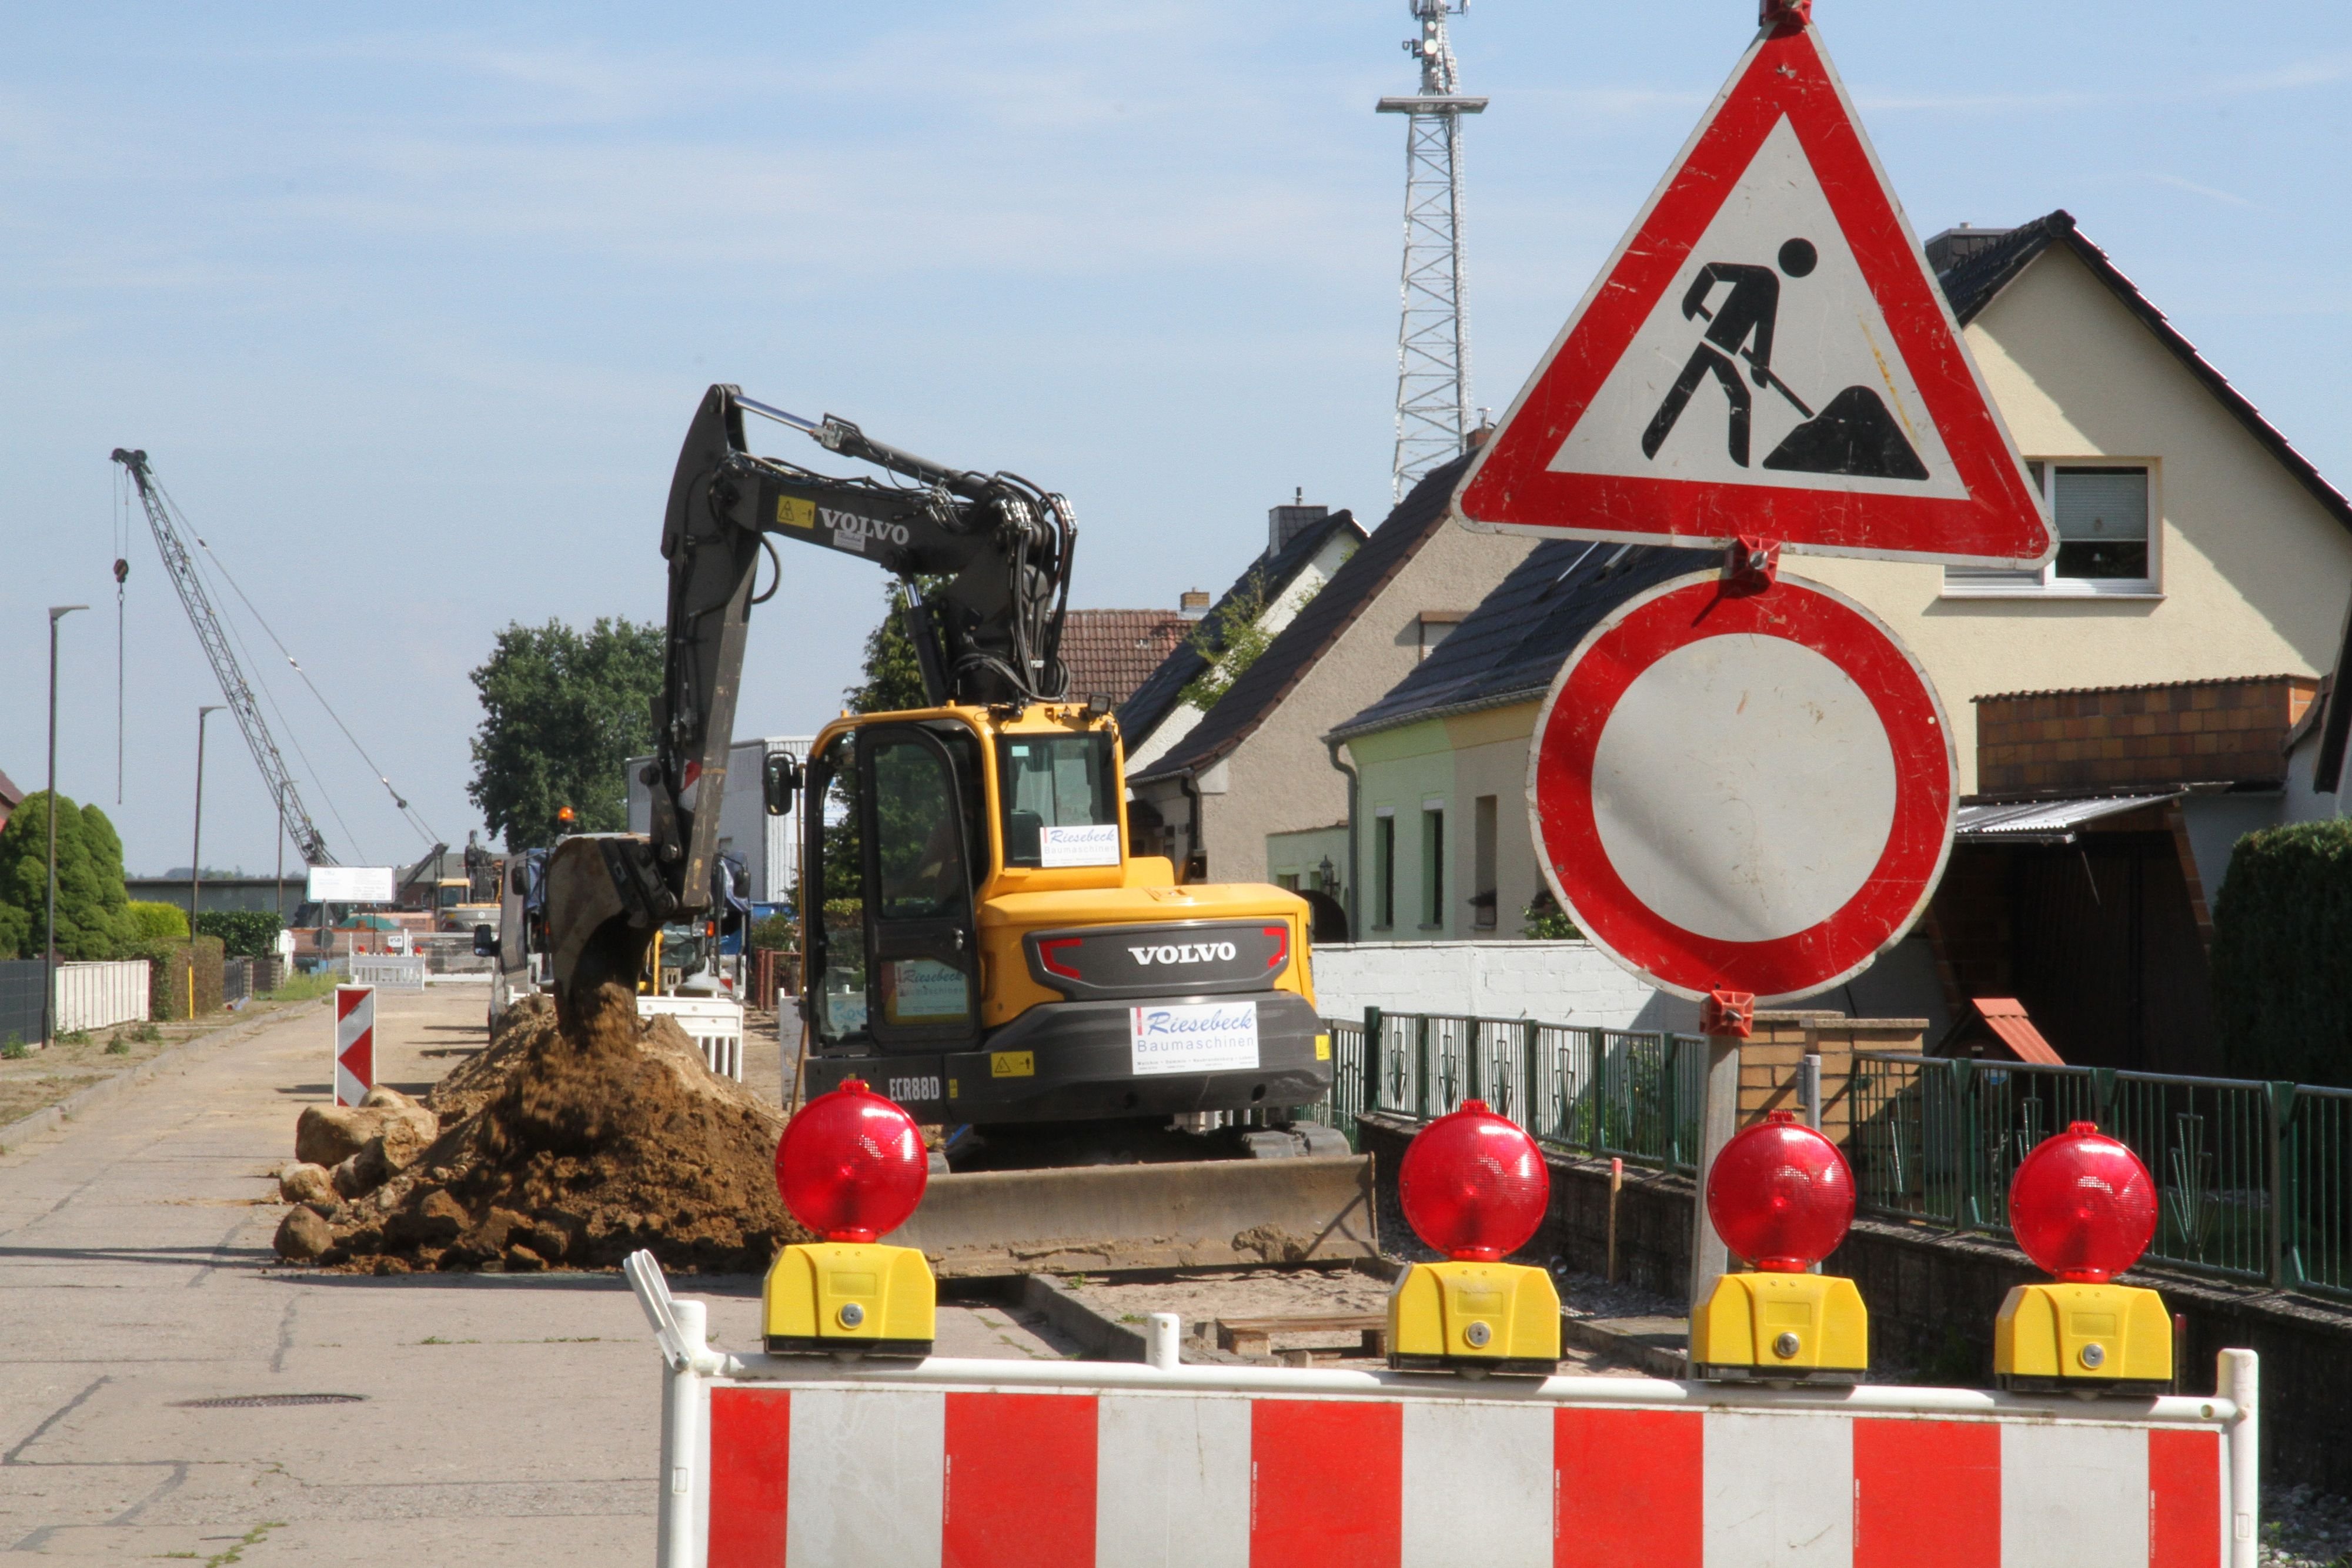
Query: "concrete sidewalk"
0 986 1062 1564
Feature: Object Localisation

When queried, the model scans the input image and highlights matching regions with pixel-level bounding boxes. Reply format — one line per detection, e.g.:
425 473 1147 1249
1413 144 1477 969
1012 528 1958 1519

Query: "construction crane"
111 448 336 868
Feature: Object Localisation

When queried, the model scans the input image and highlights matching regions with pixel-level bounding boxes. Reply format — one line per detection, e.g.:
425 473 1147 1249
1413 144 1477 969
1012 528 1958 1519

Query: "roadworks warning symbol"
1456 17 2053 567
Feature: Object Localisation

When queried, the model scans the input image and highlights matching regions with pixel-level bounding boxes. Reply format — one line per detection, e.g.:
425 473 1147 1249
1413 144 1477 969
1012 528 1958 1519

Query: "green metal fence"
1848 1052 2352 1301
1307 1013 2352 1304
1305 1008 1706 1175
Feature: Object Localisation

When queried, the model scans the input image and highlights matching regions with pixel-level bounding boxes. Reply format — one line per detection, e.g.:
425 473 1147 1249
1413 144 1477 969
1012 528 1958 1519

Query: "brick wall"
1976 675 2318 795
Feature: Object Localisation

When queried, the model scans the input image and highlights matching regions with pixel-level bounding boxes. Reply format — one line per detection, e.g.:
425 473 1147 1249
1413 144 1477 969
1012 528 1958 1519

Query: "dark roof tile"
1118 508 1365 747
1133 460 1468 781
1329 539 1715 738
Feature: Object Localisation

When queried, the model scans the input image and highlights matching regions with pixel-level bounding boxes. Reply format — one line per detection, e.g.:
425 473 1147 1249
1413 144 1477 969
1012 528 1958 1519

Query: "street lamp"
190 706 225 942
44 605 88 1047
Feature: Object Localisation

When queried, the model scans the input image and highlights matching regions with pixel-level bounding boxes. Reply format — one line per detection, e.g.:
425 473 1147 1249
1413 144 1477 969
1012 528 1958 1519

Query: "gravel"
2264 1483 2352 1567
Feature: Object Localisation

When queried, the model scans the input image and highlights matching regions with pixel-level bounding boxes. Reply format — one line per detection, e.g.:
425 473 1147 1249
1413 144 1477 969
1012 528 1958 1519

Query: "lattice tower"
1379 2 1486 498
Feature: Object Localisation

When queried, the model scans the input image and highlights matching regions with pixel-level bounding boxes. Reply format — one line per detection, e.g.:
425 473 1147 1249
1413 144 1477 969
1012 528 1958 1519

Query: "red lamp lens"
1706 1111 1854 1272
773 1078 929 1243
2008 1121 2156 1283
1398 1098 1549 1262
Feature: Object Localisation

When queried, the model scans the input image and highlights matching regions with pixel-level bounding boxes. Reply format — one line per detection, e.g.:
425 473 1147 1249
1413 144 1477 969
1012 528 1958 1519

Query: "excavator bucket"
884 1155 1379 1278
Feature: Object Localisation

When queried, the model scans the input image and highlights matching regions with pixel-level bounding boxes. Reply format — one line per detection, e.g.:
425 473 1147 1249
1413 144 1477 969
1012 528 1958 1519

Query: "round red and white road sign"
1526 570 1955 1004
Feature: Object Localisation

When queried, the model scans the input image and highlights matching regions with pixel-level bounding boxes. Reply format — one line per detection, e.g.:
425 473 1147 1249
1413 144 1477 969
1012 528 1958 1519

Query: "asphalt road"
0 984 1062 1564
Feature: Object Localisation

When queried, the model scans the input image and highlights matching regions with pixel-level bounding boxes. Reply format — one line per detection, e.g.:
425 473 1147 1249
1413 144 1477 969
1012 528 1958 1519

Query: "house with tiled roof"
1126 453 1534 902
0 768 22 835
1324 212 2352 1071
1057 609 1194 710
1119 502 1365 778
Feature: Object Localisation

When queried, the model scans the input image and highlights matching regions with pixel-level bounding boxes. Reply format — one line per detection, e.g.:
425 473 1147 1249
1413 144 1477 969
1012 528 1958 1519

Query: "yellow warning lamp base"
1993 1281 2170 1395
763 1241 936 1359
1387 1259 1560 1378
1690 1270 1869 1383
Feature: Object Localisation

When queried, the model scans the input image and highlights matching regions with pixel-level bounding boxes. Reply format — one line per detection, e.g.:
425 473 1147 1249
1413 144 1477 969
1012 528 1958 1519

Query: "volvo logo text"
821 509 910 547
1127 942 1238 966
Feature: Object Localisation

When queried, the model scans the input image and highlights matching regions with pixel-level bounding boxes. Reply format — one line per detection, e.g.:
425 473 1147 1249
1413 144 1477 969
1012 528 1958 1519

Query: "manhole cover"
172 1393 367 1409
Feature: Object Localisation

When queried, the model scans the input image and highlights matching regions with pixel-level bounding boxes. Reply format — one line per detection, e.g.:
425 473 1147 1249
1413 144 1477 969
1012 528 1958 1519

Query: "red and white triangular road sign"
1456 16 2053 567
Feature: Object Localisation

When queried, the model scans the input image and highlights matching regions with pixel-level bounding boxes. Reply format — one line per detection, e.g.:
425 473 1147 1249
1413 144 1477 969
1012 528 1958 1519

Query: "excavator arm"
551 384 1077 1002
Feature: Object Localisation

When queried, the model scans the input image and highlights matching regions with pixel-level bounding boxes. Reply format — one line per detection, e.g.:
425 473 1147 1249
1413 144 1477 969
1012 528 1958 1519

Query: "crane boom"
111 448 336 868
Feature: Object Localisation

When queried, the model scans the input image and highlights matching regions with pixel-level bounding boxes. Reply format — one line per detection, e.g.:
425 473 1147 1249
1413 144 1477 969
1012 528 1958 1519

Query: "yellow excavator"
546 385 1375 1275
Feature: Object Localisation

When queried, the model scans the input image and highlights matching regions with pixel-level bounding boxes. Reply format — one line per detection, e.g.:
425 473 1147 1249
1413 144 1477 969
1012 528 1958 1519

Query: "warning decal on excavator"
990 1051 1034 1078
776 495 815 529
1452 18 2053 567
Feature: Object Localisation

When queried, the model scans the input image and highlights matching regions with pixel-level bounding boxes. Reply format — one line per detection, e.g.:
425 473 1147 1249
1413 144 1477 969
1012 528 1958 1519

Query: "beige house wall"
1799 245 2352 793
1141 523 1535 887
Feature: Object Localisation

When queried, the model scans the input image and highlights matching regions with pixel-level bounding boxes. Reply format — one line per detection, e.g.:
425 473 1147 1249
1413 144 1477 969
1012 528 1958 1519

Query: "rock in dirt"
274 1206 334 1261
300 986 806 1275
293 1089 435 1170
278 1162 337 1205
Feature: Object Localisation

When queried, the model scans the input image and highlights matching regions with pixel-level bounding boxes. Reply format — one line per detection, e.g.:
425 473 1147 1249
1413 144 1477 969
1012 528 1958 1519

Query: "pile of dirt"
273 987 807 1274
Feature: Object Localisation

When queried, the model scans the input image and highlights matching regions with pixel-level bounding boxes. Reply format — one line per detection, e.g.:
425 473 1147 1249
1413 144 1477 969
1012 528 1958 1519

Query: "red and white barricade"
626 1258 2257 1568
333 984 375 1107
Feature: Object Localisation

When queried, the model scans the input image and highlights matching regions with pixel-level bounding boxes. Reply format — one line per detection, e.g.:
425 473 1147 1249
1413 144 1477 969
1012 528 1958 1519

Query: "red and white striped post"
333 984 374 1106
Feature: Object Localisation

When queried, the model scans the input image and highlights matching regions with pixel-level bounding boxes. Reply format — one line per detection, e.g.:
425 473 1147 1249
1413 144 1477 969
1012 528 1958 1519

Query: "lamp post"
190 706 224 941
44 605 88 1047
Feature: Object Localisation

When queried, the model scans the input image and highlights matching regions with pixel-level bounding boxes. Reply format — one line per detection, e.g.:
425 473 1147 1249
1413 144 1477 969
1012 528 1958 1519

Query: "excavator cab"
792 703 1335 1137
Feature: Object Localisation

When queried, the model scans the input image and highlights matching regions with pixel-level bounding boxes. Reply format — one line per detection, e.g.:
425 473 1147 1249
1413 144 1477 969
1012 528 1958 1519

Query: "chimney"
1179 590 1211 618
1267 487 1329 556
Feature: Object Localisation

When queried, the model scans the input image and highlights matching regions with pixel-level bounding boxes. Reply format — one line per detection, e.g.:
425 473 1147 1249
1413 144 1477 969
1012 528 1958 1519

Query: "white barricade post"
333 986 374 1106
348 954 426 992
638 996 746 1082
626 1254 2256 1568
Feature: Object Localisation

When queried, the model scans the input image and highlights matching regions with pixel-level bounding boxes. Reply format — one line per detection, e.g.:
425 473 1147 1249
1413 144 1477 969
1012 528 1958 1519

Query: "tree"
844 580 935 716
0 793 135 959
1180 572 1275 713
466 617 664 849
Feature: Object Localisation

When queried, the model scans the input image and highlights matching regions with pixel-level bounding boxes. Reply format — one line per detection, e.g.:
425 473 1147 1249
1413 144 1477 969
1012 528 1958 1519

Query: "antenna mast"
1378 1 1486 499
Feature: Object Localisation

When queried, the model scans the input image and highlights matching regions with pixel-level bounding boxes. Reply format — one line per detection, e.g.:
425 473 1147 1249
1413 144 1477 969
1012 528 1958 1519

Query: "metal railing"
1306 1008 1706 1175
1849 1052 2352 1301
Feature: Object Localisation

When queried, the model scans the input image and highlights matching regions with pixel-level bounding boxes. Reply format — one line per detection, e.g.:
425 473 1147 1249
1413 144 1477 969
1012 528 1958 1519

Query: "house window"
1417 612 1465 661
1420 803 1445 930
1275 872 1299 891
1373 810 1396 930
1472 795 1498 931
1943 462 2157 597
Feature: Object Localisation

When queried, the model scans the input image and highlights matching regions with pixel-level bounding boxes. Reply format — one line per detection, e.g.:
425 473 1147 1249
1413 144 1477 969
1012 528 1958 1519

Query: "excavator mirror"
764 752 802 817
472 924 499 959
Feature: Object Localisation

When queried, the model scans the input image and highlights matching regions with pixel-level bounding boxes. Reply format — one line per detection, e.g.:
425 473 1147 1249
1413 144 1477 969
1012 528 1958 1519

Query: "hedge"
195 910 282 959
149 937 226 1021
125 901 190 942
2210 818 2352 1088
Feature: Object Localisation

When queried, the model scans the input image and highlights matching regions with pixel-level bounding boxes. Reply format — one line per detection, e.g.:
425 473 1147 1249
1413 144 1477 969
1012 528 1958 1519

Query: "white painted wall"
1309 934 1950 1037
53 961 149 1035
1309 941 1700 1032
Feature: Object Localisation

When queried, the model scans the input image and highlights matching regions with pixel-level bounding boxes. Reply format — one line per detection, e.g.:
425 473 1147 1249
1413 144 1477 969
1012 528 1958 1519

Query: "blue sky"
3 1 2347 874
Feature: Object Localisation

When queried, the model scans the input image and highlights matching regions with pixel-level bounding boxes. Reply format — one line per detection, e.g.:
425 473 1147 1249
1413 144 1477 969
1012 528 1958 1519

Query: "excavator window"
997 734 1120 868
805 723 985 1050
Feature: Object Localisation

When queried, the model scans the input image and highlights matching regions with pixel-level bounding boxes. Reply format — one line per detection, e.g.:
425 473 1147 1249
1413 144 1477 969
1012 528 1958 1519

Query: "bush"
1520 888 1582 940
0 793 135 958
2210 818 2352 1087
195 910 282 959
747 911 797 952
125 901 190 943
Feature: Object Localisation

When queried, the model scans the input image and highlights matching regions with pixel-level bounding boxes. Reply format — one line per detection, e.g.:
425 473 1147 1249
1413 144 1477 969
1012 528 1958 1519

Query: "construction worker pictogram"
1455 16 2053 566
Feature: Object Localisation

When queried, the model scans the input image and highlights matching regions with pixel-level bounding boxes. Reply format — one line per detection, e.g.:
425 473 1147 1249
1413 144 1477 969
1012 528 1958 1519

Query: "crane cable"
178 507 440 851
138 470 440 854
